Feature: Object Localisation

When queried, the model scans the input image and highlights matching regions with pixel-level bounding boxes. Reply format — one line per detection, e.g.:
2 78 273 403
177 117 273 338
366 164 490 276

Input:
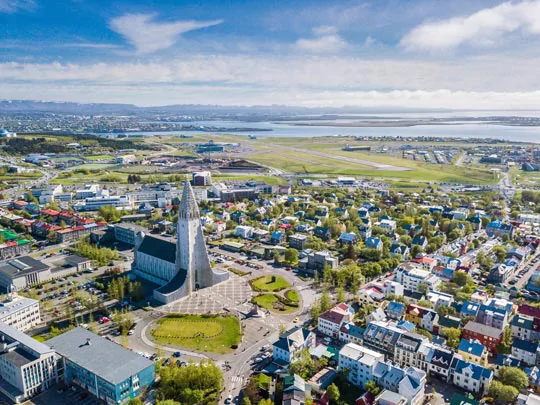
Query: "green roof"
17 239 31 245
223 241 245 249
450 394 478 405
0 230 18 241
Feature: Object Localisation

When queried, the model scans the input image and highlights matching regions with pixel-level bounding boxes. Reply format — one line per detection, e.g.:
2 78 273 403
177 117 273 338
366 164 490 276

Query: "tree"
258 400 273 405
128 399 144 405
492 245 508 263
417 282 429 295
441 327 462 349
453 271 470 287
326 383 340 403
284 248 299 265
46 230 58 244
320 287 332 312
417 299 433 309
414 328 433 341
365 380 381 396
240 397 252 405
498 326 513 354
488 381 519 404
499 367 528 390
336 287 346 304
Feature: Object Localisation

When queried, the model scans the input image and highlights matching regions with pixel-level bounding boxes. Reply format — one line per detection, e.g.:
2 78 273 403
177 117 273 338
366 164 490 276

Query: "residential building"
300 250 338 274
394 332 429 370
386 301 406 320
272 327 316 365
451 359 493 395
457 339 488 367
235 225 254 239
394 263 440 293
462 321 503 354
361 321 404 358
485 221 514 239
379 219 397 234
339 322 365 345
318 303 355 338
511 338 539 366
382 280 404 298
48 327 154 405
511 314 540 341
75 195 134 211
426 346 456 382
405 304 439 333
0 322 57 403
288 234 308 250
338 343 385 388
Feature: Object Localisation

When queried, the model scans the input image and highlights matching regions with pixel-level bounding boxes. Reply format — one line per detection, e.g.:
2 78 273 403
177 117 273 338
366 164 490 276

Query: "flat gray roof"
0 322 53 356
0 297 38 319
0 256 49 279
0 347 37 367
47 327 153 385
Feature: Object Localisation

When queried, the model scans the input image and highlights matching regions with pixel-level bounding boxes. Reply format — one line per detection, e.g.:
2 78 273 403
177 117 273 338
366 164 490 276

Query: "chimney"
86 338 91 346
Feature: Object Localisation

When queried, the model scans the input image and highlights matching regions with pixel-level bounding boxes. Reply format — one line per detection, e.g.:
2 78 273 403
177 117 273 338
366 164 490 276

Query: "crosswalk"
231 375 244 383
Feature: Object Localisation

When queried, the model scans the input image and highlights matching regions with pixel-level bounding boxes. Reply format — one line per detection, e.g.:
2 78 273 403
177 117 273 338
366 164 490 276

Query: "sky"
1 0 540 109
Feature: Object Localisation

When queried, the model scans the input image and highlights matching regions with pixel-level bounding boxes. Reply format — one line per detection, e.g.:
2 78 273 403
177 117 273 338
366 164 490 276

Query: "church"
132 180 228 304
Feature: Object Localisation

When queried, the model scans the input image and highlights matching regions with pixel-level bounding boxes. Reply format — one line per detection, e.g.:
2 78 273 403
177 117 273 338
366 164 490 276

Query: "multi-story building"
75 184 102 200
74 195 133 211
47 327 154 405
0 322 57 403
394 263 440 293
317 303 355 338
361 321 404 358
338 343 385 388
272 327 316 365
114 223 147 246
288 234 308 250
511 314 540 341
451 359 493 395
462 321 503 354
299 251 338 274
192 171 212 186
457 339 488 367
0 296 41 332
394 332 429 370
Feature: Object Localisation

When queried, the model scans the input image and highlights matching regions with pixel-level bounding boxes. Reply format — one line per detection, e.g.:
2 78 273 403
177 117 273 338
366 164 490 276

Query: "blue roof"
397 320 416 331
453 359 493 381
513 338 539 354
460 301 480 317
339 232 357 241
458 339 486 357
387 301 405 314
366 237 382 249
271 231 283 239
495 354 521 368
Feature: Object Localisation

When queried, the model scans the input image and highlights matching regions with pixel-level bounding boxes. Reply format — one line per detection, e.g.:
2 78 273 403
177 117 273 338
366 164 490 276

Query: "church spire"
179 179 199 220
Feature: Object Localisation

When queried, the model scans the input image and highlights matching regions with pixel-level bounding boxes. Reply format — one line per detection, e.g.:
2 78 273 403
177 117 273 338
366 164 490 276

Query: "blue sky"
1 0 540 108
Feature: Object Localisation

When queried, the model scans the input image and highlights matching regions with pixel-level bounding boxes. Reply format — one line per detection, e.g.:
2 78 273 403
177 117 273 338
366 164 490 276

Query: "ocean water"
102 116 540 144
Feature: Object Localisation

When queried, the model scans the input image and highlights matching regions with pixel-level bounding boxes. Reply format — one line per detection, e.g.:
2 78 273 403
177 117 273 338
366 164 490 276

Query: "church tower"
175 180 226 293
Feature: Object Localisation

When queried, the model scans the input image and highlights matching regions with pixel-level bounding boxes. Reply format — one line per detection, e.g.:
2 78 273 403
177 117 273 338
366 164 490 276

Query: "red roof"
59 211 75 218
14 201 28 206
279 223 292 229
41 209 60 216
518 304 540 319
413 256 436 264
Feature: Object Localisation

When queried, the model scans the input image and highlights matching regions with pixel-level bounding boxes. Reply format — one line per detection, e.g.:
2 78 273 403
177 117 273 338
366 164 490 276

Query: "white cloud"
401 0 540 52
109 13 223 54
62 43 121 49
0 0 35 13
2 54 540 92
296 26 347 52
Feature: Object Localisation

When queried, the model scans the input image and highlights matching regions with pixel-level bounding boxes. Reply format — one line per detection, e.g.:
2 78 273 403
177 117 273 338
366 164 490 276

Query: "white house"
272 327 316 364
318 303 355 338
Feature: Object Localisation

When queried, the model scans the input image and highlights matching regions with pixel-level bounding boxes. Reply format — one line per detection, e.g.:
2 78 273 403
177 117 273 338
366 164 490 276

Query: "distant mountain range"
0 99 451 116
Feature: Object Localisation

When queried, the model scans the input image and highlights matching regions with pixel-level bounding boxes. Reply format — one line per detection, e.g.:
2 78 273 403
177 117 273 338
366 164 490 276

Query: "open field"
151 314 241 354
86 154 113 161
213 175 288 185
250 275 291 292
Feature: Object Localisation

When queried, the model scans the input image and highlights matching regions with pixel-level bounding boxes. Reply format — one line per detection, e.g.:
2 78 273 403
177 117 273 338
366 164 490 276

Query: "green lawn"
252 294 298 314
250 275 291 292
86 154 113 161
285 289 300 303
151 314 241 354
